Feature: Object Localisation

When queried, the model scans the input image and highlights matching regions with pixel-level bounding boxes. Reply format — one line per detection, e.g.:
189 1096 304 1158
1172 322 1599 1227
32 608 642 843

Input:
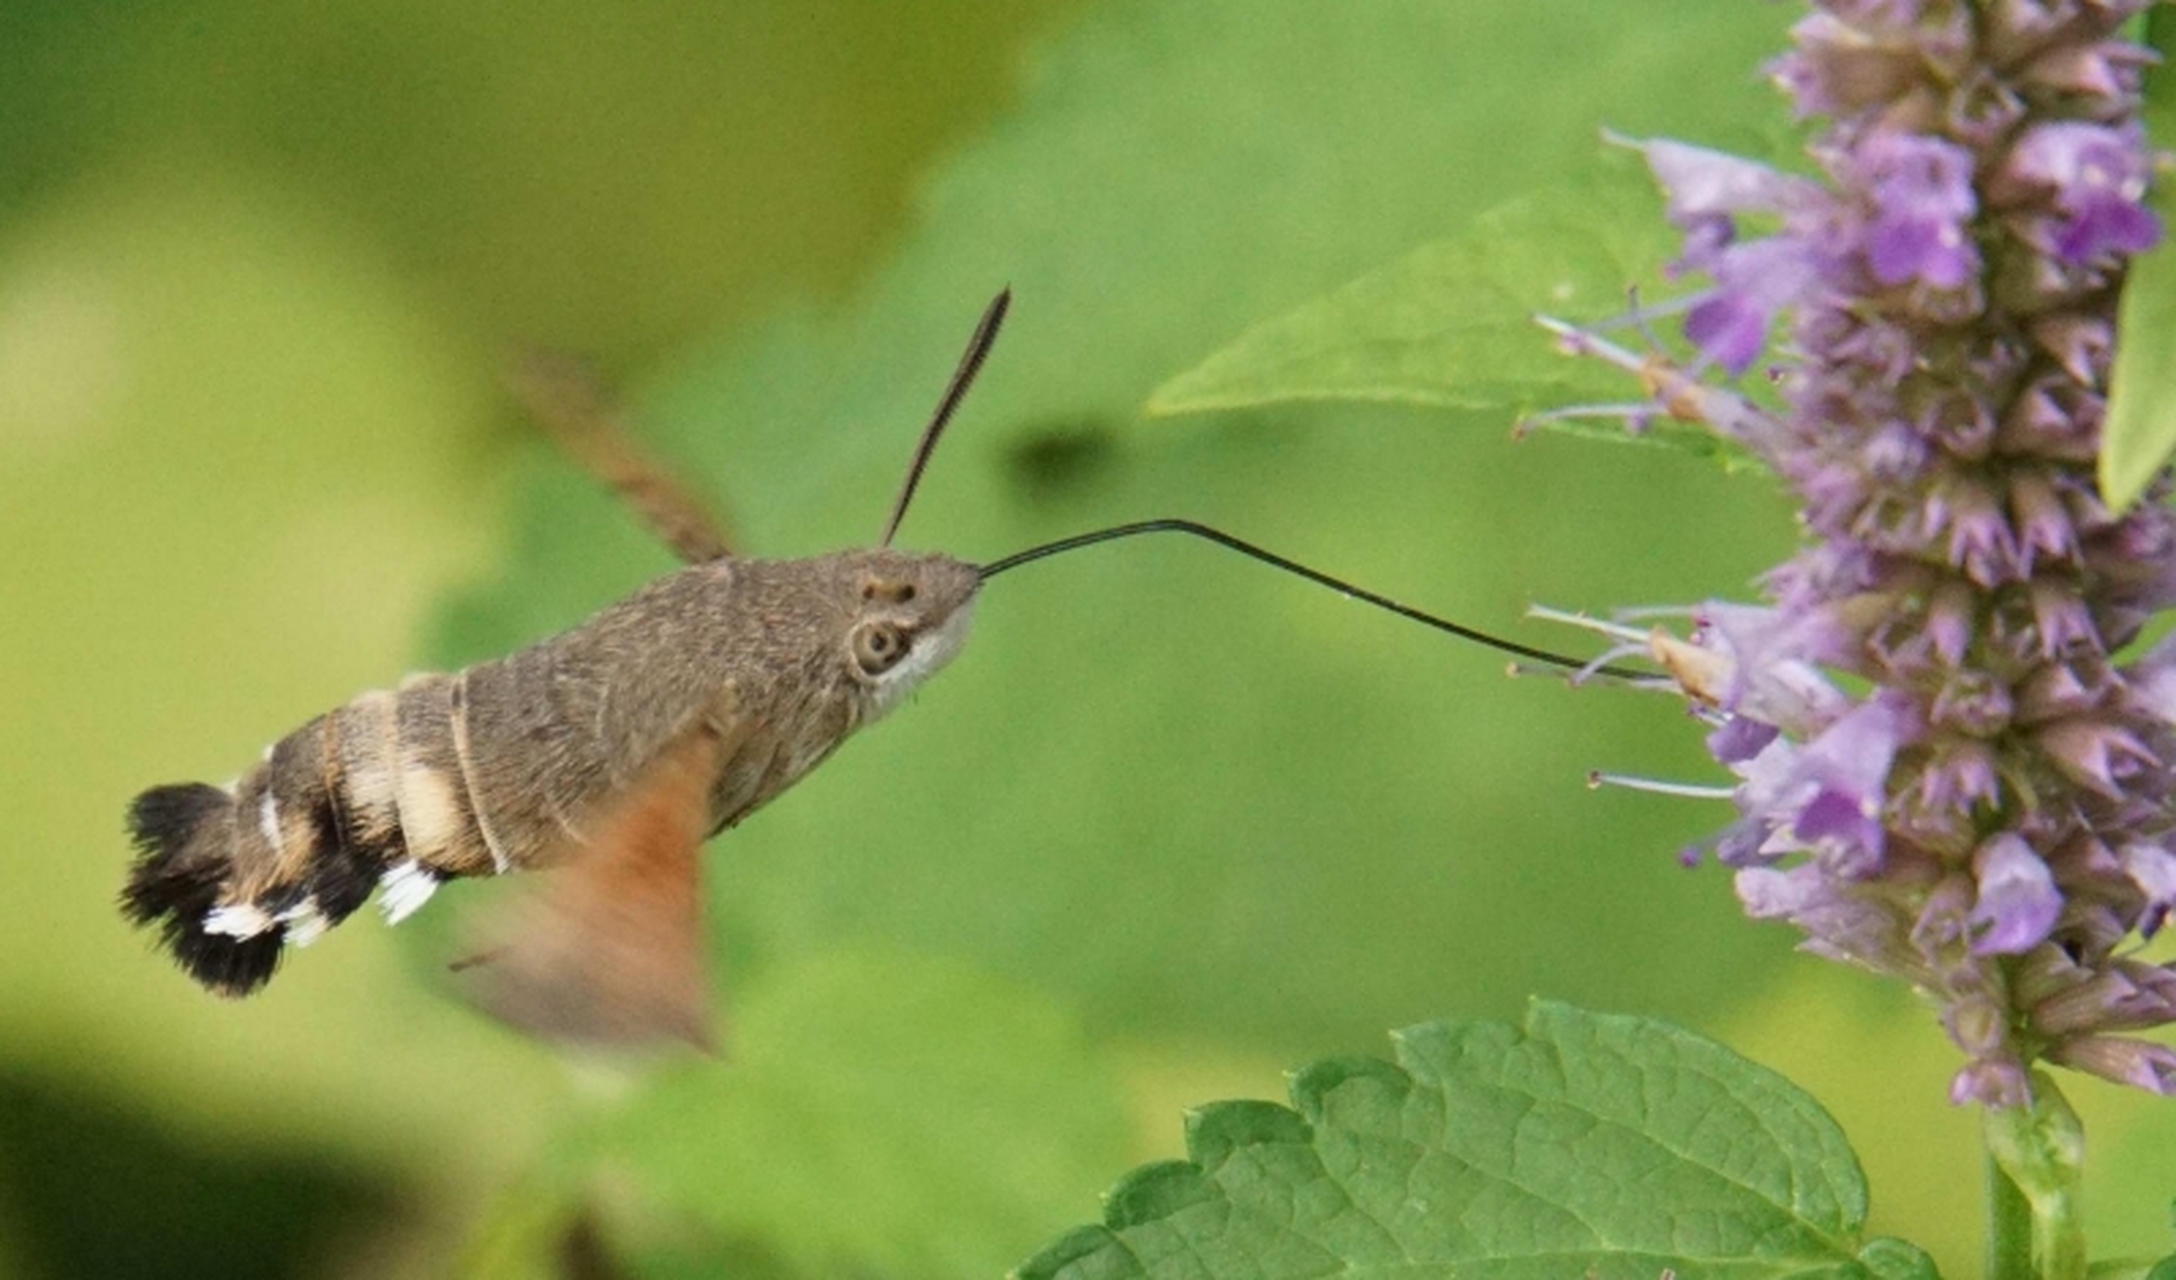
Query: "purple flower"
1688 238 1826 374
2003 122 2162 263
1548 0 2176 1104
1788 694 1913 875
1850 132 1980 287
1968 835 2061 955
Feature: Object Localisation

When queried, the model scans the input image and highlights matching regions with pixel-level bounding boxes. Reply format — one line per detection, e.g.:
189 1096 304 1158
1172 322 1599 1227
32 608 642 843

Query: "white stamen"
1588 770 1736 800
1514 403 1659 439
204 902 276 939
1575 641 1651 684
279 898 330 947
1534 314 1653 374
378 860 440 925
1526 604 1653 645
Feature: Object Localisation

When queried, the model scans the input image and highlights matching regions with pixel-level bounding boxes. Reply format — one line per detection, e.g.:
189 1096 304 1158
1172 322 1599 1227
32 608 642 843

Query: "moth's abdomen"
121 672 520 997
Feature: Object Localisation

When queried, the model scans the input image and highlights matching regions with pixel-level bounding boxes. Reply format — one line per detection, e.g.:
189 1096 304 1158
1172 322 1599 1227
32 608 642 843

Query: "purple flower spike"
1554 0 2176 1101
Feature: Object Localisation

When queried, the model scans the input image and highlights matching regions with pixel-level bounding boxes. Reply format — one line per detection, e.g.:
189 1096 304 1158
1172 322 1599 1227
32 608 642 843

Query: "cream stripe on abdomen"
450 669 512 874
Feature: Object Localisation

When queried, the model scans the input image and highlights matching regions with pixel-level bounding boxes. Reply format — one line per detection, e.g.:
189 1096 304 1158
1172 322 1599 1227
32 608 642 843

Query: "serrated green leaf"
2097 5 2176 512
1146 171 1676 419
585 949 1128 1279
1016 1003 1891 1280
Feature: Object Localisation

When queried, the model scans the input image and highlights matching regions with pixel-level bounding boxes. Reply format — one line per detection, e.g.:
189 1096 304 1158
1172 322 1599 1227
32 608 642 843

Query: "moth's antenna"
980 519 1647 680
881 288 1012 547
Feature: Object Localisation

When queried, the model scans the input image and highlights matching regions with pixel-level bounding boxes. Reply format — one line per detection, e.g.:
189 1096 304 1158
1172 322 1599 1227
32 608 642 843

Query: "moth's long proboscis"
880 288 1013 547
979 519 1647 679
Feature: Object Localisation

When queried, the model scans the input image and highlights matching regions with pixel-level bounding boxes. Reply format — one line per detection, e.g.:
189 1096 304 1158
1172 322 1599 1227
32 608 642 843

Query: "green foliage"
580 950 1129 1278
1144 166 1747 466
2099 8 2176 513
2103 239 2176 513
1145 172 1677 418
1018 1003 1931 1280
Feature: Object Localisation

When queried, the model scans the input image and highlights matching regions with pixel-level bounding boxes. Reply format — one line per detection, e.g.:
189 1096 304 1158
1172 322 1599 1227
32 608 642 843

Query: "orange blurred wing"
455 727 720 1050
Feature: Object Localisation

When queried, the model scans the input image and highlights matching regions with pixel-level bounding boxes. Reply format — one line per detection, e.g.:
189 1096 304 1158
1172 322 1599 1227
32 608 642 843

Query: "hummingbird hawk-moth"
121 291 1617 1048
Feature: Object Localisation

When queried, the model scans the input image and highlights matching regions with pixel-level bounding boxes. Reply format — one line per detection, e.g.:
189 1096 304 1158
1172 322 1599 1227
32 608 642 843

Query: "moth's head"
829 549 982 721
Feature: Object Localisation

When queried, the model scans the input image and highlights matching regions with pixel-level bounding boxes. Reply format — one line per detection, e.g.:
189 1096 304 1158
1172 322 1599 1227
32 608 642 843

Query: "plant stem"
1983 1071 2088 1280
1986 1148 2034 1280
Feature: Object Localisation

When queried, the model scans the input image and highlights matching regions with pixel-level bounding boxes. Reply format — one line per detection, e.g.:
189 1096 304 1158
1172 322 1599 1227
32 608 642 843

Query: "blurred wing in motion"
508 351 736 565
454 727 720 1050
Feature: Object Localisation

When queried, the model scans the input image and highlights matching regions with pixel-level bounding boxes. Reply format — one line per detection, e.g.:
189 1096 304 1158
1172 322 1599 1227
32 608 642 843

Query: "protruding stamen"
1513 403 1659 439
1587 770 1737 800
1534 313 1786 447
1525 603 1653 646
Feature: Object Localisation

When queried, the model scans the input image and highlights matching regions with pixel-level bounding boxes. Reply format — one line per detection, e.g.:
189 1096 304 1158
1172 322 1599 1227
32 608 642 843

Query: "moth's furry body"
122 550 980 1011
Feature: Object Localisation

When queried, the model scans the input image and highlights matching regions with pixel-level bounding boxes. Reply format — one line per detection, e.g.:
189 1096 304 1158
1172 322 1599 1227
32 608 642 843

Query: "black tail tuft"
121 783 283 996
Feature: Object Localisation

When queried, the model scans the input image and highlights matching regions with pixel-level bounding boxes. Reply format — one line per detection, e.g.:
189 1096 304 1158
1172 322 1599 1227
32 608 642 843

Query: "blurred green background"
3 2 2172 1277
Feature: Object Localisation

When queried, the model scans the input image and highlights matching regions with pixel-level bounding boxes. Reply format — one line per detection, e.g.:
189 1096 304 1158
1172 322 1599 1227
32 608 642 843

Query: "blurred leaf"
439 0 1802 1061
1017 1002 1893 1280
454 1181 590 1280
1856 1238 1943 1280
1144 170 1683 419
584 950 1128 1279
2102 245 2176 513
2100 9 2176 513
0 1069 405 1280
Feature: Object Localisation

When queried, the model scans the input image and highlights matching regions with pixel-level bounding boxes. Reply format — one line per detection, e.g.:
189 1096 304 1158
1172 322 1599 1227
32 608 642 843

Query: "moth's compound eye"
850 621 911 676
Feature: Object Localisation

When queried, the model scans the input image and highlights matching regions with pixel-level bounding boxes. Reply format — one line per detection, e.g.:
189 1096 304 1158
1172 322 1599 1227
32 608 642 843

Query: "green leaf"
1856 1237 1942 1280
2098 5 2176 512
1016 1002 1888 1280
2100 230 2176 513
1145 171 1675 419
583 949 1129 1279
